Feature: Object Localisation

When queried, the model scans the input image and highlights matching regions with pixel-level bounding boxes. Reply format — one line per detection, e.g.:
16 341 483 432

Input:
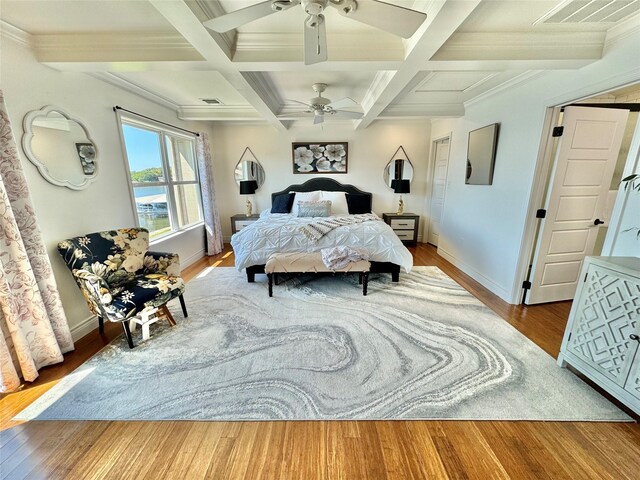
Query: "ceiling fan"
277 83 363 124
203 0 427 65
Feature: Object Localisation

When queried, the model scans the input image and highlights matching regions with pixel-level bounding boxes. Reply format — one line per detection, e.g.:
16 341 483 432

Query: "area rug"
15 267 631 421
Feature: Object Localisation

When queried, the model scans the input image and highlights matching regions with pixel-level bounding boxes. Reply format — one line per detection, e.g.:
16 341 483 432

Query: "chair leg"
363 272 369 296
98 316 104 334
179 294 188 317
122 321 135 349
162 305 177 326
268 273 273 297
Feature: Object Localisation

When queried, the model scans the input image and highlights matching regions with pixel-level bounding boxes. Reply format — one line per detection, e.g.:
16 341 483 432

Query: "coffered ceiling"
1 0 638 130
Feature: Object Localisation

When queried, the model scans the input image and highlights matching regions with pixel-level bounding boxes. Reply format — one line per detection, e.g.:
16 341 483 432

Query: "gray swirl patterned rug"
16 267 630 421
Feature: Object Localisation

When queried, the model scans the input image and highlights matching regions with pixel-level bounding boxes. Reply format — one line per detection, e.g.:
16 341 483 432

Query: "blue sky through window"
122 124 162 172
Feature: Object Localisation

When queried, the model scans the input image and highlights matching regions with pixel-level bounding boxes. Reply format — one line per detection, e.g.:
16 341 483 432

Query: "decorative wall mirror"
383 146 414 188
234 147 265 189
22 106 98 190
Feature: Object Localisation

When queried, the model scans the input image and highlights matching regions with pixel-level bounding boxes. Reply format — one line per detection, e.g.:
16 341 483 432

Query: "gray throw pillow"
297 200 332 217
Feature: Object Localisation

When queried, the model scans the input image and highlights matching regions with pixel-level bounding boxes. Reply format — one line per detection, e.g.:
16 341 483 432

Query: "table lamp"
239 180 258 216
393 179 410 215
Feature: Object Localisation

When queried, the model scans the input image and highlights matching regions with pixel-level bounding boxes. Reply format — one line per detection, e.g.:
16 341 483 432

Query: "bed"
230 178 413 282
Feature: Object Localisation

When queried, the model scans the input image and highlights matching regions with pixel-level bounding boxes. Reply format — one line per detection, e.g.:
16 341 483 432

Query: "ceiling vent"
201 98 223 105
535 0 639 24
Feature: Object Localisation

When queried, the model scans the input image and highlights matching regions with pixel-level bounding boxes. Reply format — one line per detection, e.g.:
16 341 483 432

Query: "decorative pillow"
346 193 371 214
297 200 332 217
319 191 349 215
290 191 322 216
271 193 295 213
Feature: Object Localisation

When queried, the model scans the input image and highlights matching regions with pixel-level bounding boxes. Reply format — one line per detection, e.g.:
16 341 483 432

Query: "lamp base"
245 198 253 217
396 195 404 215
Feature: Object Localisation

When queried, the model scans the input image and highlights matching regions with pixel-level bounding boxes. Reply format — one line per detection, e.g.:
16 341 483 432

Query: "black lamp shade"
393 179 410 194
239 180 257 195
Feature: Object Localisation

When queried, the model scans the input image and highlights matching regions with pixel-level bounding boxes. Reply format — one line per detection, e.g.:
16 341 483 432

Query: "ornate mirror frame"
22 105 98 190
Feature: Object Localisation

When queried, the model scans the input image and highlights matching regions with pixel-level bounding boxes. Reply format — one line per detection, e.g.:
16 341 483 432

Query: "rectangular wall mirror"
466 123 499 185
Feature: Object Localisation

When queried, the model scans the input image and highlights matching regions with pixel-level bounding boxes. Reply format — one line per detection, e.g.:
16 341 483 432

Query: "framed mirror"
234 147 265 189
22 106 98 190
383 158 414 189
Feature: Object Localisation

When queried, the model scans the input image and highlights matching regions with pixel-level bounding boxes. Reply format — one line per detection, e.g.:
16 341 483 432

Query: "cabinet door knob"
630 334 640 342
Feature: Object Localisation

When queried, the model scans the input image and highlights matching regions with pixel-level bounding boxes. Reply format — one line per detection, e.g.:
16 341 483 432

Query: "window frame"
116 113 203 242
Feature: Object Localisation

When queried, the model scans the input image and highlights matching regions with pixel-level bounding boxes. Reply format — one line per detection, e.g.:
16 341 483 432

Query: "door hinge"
536 209 546 219
522 281 532 290
552 126 564 137
568 332 572 342
584 272 588 282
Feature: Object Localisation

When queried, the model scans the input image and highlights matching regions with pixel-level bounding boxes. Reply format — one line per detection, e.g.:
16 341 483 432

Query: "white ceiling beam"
356 0 483 129
149 0 288 131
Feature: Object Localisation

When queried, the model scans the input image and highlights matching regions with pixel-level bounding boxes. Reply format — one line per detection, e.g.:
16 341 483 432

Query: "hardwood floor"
1 244 638 479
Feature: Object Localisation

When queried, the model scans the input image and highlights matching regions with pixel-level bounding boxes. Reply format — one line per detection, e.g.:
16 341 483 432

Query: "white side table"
129 306 176 341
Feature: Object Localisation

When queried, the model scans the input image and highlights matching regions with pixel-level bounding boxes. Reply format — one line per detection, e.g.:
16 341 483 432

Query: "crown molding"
32 32 203 63
89 72 179 112
0 20 31 48
178 105 262 121
361 71 396 112
434 31 605 62
233 32 403 63
187 0 235 58
464 70 545 108
604 13 640 49
415 71 500 93
241 71 283 113
381 103 464 117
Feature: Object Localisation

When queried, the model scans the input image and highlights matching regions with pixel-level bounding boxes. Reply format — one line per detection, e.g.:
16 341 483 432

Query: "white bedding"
231 212 413 272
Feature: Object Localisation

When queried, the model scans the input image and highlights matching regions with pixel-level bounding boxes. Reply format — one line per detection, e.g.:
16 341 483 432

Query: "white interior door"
428 138 450 246
526 106 629 305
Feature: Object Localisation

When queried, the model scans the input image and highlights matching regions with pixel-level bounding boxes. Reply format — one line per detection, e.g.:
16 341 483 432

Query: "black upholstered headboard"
271 178 372 211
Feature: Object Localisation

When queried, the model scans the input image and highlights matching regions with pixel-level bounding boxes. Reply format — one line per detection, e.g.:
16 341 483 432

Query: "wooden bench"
265 252 371 297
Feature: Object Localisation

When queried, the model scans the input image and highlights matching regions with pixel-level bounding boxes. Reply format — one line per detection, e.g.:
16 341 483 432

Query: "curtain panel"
0 91 74 393
196 132 224 256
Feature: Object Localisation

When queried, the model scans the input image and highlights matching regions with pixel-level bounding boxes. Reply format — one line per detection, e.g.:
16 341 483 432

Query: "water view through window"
121 122 202 239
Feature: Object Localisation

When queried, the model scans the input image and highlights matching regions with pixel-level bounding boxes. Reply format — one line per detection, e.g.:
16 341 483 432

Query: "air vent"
201 98 223 105
535 0 639 24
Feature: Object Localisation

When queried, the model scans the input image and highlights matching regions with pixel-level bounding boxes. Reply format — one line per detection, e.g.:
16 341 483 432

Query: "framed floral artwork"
292 142 348 174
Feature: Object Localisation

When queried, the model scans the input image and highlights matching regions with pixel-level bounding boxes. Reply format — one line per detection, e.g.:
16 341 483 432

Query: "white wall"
1 37 211 340
431 30 640 303
210 120 431 240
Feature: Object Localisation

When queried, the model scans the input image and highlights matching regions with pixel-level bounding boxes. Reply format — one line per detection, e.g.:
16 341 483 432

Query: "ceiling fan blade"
326 97 358 110
332 110 364 119
277 112 313 118
335 0 426 38
203 0 298 33
314 114 325 125
304 15 328 65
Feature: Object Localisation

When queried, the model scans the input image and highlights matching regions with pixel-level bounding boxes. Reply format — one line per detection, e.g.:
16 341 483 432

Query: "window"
119 118 203 240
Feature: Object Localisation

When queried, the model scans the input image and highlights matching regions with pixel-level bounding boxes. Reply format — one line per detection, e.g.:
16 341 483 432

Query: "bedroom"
1 0 639 478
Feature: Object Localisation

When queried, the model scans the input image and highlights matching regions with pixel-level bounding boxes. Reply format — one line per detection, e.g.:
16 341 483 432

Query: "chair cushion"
111 273 185 317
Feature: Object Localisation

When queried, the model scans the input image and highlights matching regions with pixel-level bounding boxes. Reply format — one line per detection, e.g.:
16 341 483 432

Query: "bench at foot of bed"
245 261 400 283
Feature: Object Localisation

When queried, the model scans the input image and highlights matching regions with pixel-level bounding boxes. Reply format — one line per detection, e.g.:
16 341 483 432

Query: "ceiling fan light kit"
204 0 427 65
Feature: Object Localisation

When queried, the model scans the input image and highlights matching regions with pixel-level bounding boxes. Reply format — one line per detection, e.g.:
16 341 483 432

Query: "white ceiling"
1 0 639 128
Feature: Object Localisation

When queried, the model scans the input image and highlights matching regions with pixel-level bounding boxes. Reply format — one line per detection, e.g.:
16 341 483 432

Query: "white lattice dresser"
558 256 640 414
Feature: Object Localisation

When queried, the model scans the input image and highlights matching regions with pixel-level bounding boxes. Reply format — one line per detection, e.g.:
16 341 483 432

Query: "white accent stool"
128 305 176 341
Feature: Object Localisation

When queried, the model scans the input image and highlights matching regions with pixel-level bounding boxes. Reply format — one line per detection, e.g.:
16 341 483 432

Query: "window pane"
173 184 202 227
134 186 171 238
122 124 166 183
165 136 197 182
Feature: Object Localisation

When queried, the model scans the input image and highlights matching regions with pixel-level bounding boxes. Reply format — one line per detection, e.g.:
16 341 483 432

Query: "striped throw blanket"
299 214 381 242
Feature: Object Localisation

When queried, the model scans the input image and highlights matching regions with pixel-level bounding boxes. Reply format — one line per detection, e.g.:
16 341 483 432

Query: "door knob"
593 219 605 226
630 334 640 343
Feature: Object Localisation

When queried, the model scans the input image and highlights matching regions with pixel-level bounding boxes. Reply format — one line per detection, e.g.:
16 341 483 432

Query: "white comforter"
231 212 413 272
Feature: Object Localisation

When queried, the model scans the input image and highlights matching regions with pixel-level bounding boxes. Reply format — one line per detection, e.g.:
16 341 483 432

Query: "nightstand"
231 214 260 234
382 213 419 245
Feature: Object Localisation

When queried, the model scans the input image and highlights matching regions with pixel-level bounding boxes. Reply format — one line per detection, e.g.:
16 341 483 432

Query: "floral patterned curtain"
0 91 74 393
196 132 224 256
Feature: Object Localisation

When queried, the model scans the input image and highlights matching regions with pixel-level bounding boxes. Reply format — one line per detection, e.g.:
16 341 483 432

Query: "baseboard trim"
182 249 205 269
437 247 513 303
71 314 98 342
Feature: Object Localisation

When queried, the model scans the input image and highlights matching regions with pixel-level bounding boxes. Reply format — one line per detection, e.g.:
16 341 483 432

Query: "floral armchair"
58 228 187 348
